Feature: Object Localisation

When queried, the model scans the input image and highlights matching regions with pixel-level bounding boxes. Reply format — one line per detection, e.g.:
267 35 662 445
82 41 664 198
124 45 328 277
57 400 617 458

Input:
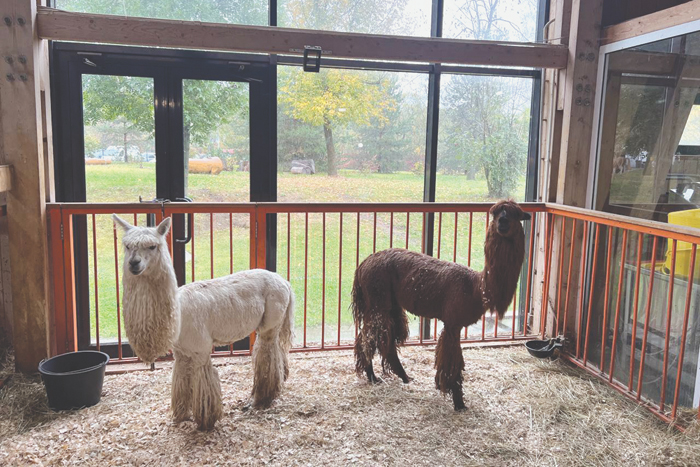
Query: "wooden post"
0 0 55 372
550 0 603 340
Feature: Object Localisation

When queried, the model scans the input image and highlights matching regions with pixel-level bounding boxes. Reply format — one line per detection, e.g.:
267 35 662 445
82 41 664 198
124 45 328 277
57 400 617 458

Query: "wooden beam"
0 166 12 192
35 7 569 69
607 50 679 75
0 0 54 372
601 1 700 45
554 0 604 341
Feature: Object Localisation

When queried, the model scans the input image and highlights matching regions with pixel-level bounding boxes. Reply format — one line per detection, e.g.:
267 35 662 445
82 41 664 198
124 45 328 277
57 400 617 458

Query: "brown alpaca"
352 200 530 410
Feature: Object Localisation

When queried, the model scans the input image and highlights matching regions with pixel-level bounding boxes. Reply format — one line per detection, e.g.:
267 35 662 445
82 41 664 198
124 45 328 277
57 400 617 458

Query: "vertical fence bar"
608 229 628 381
659 240 677 411
468 212 473 267
673 244 696 418
338 213 343 346
421 212 426 254
599 227 614 372
628 234 644 390
356 212 360 339
453 212 458 263
511 290 517 339
636 236 659 401
405 212 410 248
555 218 567 336
540 213 555 340
437 212 442 259
582 224 601 365
373 212 377 253
390 212 394 248
321 213 326 349
112 223 123 360
562 220 577 337
229 213 233 274
210 213 214 279
191 213 196 283
303 212 308 348
92 214 100 351
575 222 590 359
523 213 537 336
287 213 291 281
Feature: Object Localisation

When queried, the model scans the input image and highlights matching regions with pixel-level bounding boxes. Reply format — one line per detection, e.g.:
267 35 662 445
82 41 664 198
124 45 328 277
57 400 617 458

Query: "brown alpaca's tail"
352 273 371 376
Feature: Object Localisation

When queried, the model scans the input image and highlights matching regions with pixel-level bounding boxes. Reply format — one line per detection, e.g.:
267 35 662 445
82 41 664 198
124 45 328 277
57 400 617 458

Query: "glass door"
52 44 274 354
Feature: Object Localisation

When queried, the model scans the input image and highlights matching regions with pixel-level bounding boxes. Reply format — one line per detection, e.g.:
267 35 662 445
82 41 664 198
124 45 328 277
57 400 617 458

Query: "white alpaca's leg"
171 353 193 422
192 356 223 431
251 328 286 409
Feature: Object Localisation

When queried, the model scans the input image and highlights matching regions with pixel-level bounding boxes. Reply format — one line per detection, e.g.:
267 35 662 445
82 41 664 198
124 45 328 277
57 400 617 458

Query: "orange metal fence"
46 201 700 426
541 204 700 426
47 202 545 363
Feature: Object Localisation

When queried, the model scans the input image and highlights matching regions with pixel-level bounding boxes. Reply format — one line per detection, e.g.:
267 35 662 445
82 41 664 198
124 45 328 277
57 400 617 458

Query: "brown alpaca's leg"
354 330 380 383
434 327 466 411
382 305 411 383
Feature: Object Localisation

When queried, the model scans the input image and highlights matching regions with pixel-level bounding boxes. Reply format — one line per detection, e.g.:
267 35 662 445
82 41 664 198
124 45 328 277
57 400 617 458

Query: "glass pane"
182 79 250 201
437 74 533 202
278 0 431 36
182 79 250 287
278 66 428 202
82 74 155 203
443 0 539 42
594 30 700 411
55 0 267 26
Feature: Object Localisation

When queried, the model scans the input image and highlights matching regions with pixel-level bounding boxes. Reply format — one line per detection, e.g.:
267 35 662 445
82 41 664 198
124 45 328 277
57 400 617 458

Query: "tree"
279 68 395 175
82 75 154 163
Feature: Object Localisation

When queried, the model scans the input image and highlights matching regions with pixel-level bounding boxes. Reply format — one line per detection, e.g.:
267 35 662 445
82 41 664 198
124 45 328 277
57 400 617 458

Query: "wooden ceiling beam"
36 7 569 69
601 1 700 46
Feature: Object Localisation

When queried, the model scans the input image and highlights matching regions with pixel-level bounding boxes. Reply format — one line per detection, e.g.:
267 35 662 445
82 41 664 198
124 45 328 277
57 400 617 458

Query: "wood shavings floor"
1 345 699 466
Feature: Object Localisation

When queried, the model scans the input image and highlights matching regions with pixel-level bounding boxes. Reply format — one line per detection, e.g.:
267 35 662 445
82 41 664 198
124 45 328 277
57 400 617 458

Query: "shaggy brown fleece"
352 200 530 410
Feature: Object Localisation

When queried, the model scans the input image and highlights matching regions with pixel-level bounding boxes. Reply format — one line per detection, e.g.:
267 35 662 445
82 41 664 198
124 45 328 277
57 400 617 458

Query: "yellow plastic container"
664 209 700 279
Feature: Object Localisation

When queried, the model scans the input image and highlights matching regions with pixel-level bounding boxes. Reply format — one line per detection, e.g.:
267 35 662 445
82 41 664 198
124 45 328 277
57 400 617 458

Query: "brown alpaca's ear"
521 211 531 221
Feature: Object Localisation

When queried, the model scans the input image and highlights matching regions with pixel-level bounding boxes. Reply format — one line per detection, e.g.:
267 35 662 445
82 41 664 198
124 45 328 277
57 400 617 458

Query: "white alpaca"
112 215 294 431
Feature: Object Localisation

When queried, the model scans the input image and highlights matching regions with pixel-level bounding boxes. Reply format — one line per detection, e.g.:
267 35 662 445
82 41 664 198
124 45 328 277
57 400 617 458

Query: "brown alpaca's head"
489 200 531 238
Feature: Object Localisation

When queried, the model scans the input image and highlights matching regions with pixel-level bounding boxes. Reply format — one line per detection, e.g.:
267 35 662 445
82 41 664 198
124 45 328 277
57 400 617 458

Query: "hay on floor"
1 345 699 466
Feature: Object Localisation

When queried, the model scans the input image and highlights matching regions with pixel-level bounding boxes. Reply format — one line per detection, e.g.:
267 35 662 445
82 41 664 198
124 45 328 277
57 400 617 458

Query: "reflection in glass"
593 29 700 412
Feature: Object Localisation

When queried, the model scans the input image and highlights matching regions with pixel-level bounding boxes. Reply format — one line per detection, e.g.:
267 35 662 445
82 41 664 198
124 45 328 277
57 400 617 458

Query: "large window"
443 0 539 42
277 66 429 202
278 0 431 36
437 74 534 202
54 0 267 26
591 29 700 411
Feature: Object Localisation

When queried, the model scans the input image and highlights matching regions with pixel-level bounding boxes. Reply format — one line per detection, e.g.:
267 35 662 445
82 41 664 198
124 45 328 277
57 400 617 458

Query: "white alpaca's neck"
122 253 181 363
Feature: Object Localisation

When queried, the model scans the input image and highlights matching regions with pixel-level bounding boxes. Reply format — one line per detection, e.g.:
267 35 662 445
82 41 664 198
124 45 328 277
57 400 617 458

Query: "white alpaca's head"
112 215 172 277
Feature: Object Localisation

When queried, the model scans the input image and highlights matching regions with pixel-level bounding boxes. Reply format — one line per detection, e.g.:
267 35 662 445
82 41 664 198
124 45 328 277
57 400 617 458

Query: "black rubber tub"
525 338 563 359
38 351 109 411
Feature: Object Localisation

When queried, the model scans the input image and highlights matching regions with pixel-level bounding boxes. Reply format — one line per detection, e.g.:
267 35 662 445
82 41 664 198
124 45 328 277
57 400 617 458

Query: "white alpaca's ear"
112 214 133 232
156 217 172 237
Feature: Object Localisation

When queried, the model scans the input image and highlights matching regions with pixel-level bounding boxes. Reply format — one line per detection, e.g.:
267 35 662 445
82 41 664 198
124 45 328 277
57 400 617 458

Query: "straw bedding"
1 344 699 466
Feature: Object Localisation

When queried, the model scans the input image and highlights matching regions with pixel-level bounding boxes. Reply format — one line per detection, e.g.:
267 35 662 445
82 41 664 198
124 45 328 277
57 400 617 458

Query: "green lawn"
83 164 528 347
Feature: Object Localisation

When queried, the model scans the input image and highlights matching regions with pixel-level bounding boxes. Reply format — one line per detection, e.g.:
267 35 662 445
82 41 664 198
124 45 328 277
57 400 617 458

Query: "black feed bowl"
525 338 562 359
38 350 109 411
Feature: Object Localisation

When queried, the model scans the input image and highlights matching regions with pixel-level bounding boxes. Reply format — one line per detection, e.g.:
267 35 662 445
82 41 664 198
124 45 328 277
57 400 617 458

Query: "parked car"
141 152 156 163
